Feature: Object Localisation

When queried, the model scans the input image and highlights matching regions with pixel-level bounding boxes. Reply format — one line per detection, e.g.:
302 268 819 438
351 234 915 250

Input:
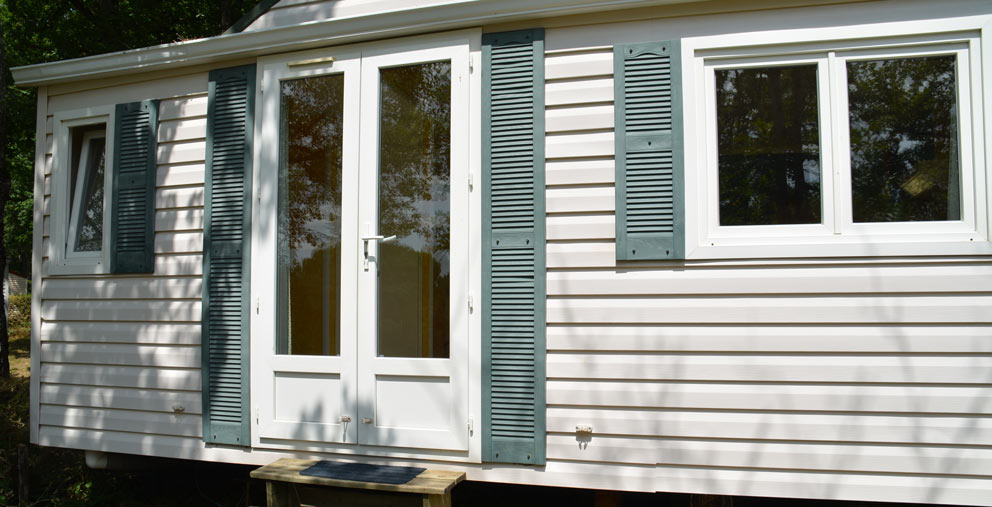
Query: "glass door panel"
279 73 345 357
377 62 452 359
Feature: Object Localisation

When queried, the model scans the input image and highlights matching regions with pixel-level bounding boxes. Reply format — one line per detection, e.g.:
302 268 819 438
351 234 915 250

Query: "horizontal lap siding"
541 45 992 503
39 88 207 444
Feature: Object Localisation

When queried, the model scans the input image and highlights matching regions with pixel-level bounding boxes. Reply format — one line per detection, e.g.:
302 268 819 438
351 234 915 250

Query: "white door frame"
356 40 471 451
249 30 481 460
251 49 362 445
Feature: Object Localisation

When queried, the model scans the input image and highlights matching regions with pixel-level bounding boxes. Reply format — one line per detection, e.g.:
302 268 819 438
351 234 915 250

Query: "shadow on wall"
552 244 992 503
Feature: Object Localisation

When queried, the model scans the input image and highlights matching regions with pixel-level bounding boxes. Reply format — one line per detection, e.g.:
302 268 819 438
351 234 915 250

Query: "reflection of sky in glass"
390 179 450 276
292 201 341 264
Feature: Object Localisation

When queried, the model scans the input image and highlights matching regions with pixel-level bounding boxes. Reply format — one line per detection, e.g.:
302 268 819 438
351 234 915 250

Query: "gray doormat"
299 461 426 485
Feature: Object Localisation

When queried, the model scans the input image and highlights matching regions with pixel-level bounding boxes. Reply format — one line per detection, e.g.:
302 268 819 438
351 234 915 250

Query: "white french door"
254 50 362 445
252 35 471 452
356 43 470 450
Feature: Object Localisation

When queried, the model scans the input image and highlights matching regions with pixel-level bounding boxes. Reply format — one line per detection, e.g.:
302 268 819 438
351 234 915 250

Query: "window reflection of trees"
848 55 959 223
76 137 106 252
378 61 451 359
716 65 822 226
379 62 451 261
282 75 344 257
279 74 345 356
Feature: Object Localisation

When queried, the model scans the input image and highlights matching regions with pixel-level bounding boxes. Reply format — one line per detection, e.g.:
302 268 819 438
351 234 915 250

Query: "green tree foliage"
0 0 258 273
0 0 257 377
4 0 258 63
848 55 959 223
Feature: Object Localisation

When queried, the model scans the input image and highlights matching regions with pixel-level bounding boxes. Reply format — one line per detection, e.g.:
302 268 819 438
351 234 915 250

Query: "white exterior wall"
36 74 209 451
541 37 992 504
29 1 992 505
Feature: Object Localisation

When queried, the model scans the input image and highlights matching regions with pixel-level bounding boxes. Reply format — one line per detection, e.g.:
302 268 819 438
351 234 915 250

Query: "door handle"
362 234 396 269
361 234 396 242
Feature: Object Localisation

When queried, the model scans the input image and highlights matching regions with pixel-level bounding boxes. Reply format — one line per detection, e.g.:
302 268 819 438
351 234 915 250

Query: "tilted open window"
51 107 115 274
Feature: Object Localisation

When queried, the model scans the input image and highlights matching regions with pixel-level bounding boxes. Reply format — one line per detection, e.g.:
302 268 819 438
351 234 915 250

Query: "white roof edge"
11 0 707 87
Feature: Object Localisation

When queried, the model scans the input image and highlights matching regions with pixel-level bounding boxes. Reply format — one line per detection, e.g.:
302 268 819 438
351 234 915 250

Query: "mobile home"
11 0 992 504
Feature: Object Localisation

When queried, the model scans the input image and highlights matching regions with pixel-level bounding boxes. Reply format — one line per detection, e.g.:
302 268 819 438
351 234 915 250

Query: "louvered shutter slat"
482 28 546 466
201 65 254 446
111 100 158 273
615 41 685 260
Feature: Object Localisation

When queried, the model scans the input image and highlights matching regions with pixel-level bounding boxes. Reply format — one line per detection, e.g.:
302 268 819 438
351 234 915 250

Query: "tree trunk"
220 0 234 33
0 14 11 379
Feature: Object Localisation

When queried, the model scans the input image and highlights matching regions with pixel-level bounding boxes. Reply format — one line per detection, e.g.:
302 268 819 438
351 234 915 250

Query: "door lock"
340 415 351 423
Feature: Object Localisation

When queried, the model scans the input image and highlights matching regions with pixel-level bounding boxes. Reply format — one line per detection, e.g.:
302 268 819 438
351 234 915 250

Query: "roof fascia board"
12 0 706 87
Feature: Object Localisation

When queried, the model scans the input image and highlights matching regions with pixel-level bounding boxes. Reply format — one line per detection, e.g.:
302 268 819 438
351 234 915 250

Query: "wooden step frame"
250 458 465 507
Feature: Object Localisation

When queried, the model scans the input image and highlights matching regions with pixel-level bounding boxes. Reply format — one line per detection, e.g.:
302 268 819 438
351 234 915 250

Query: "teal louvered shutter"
614 41 685 260
202 65 255 446
482 28 546 465
111 100 158 273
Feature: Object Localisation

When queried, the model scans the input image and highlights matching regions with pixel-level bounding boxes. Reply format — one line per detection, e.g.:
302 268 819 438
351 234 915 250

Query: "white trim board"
9 0 884 88
11 0 721 87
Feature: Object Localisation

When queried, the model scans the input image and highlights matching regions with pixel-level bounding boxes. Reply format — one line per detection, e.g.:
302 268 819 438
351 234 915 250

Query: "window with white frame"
51 107 115 274
692 33 988 257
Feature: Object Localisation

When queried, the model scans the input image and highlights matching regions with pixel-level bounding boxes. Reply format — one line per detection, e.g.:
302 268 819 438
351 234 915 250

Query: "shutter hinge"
255 408 260 425
469 55 475 74
256 298 260 315
468 172 474 191
468 295 473 313
468 417 474 434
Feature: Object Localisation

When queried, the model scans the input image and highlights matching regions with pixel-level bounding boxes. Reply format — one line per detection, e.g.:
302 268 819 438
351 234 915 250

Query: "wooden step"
251 458 465 507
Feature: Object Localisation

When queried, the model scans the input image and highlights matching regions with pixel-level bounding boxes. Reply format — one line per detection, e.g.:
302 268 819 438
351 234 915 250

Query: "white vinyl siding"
38 78 208 445
542 39 992 505
26 1 992 506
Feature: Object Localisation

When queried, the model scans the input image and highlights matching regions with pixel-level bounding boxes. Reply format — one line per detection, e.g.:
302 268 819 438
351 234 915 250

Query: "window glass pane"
377 61 451 359
278 74 344 356
716 64 822 226
71 133 106 252
848 55 959 222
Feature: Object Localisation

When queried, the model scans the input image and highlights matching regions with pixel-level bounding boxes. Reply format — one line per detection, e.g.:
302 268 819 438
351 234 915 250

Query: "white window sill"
688 233 992 259
46 258 110 276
